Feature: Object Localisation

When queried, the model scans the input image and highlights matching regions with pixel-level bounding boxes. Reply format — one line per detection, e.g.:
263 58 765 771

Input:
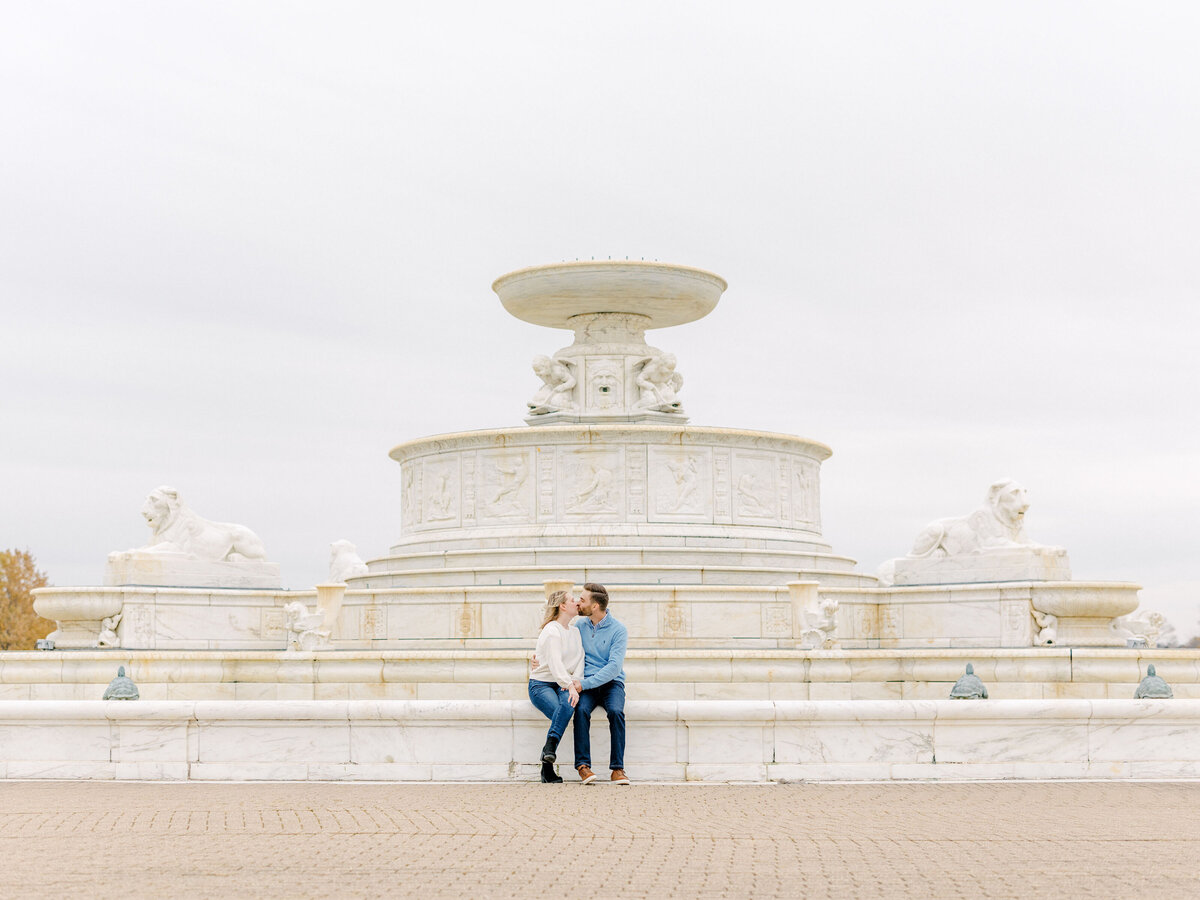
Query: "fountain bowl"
493 260 727 330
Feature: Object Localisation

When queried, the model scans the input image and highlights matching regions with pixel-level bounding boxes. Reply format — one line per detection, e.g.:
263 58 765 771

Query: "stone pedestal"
542 580 575 600
892 547 1071 586
314 583 347 636
105 551 282 590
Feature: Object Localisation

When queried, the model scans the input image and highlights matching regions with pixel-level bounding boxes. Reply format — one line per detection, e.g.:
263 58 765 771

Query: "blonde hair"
541 590 572 629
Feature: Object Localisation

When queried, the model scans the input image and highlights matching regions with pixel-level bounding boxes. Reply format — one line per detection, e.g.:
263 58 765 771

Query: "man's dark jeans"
573 680 625 770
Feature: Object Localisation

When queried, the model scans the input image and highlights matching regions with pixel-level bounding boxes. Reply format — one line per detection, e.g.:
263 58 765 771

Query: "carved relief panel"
560 447 623 520
418 457 460 529
476 450 535 523
731 452 779 524
762 603 792 638
661 600 690 638
647 446 713 523
790 458 821 531
401 463 420 529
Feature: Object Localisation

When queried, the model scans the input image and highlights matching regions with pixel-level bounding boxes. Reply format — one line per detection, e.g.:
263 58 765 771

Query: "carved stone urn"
1030 584 1140 647
32 589 123 649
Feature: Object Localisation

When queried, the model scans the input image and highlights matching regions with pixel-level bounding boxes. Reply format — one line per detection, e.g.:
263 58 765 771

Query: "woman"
528 590 585 783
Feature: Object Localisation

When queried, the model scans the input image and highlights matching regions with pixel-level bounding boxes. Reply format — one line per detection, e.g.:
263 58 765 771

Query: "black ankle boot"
541 759 563 783
540 735 560 764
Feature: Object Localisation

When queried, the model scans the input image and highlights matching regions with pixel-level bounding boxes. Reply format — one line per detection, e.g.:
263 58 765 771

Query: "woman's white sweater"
531 621 585 689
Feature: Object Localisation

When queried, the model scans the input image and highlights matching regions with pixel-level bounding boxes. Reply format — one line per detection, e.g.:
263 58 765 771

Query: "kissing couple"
528 582 629 784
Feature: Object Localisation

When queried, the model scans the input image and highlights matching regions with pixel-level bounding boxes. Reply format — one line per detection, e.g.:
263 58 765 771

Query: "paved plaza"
0 781 1197 898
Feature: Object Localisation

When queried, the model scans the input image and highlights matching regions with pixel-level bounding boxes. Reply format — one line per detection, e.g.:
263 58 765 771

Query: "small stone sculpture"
949 663 988 699
1113 611 1166 649
97 613 122 649
1134 664 1173 699
1032 610 1057 646
633 353 684 413
102 666 139 700
283 600 332 651
528 355 578 414
329 540 369 582
798 597 839 650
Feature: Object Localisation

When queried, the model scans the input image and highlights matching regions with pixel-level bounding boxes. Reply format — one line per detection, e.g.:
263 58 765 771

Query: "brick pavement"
0 781 1197 898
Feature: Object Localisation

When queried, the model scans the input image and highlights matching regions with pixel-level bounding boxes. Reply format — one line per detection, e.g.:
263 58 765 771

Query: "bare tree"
0 549 52 650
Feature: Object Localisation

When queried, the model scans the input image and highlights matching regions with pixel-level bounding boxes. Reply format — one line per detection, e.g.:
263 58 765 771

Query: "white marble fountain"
6 261 1198 783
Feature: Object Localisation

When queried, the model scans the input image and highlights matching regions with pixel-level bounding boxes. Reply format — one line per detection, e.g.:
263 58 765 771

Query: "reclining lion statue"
136 485 269 562
877 479 1067 587
909 479 1041 557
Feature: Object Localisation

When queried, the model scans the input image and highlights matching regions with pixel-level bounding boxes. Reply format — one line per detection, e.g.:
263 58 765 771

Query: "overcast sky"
3 2 1198 639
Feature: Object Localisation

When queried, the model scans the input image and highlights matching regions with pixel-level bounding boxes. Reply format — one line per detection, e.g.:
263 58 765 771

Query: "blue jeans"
573 680 625 770
528 679 574 742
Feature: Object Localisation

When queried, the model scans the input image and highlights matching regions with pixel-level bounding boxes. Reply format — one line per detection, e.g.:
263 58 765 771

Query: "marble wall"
1 698 1197 782
29 578 1142 651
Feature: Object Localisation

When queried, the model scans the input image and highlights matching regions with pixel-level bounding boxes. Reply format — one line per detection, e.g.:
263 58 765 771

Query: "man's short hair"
583 582 609 611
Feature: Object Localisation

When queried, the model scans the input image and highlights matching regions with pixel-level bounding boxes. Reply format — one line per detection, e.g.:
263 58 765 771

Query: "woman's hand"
568 685 579 708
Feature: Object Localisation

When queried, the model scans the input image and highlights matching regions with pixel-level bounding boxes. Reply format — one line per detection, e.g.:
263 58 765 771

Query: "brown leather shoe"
611 768 630 785
576 765 597 784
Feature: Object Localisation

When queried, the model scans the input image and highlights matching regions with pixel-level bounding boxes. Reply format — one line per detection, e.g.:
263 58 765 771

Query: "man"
571 582 629 785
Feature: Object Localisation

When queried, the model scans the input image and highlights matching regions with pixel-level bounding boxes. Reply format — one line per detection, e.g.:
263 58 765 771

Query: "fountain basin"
494 261 727 330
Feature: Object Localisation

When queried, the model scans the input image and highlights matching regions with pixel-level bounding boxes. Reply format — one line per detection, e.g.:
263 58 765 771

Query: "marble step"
3 648 1195 702
386 528 836 555
356 563 878 589
368 545 864 573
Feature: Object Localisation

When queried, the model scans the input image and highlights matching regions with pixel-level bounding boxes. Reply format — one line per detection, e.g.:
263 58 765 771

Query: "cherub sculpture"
799 596 839 650
97 613 122 648
1032 609 1057 646
527 355 578 414
633 353 684 413
283 600 331 651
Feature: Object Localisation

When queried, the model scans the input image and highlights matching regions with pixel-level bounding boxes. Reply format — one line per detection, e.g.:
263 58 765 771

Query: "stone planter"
1030 584 1141 647
32 589 124 649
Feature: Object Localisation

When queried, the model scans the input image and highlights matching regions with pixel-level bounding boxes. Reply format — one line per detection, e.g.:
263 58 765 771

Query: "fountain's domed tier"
493 261 727 330
367 424 876 589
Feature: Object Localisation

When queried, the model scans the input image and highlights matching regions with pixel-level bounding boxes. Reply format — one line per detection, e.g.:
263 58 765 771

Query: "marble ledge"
2 699 1198 724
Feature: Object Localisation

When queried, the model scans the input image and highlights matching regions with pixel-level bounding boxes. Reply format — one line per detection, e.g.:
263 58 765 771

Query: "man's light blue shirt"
572 613 627 691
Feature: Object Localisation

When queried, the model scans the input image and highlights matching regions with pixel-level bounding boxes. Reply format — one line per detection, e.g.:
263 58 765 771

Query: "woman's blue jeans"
528 679 573 741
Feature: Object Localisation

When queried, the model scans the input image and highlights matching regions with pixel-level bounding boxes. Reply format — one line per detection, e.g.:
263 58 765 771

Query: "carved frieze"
648 446 713 523
394 429 830 540
561 448 622 519
361 606 386 640
478 450 534 522
421 459 459 527
732 453 778 523
626 445 647 519
762 603 792 638
790 459 821 529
